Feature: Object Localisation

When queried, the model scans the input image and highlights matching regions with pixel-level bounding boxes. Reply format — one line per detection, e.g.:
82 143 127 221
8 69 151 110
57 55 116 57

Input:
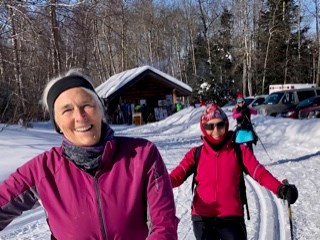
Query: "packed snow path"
1 107 320 239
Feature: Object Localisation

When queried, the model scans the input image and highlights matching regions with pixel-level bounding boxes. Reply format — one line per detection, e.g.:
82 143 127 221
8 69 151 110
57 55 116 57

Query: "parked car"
248 95 267 109
222 97 254 111
222 95 266 111
299 105 320 119
255 87 320 117
283 96 320 118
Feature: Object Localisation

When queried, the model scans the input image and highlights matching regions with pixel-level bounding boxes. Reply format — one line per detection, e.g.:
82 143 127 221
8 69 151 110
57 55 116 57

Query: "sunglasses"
237 98 245 103
203 121 226 130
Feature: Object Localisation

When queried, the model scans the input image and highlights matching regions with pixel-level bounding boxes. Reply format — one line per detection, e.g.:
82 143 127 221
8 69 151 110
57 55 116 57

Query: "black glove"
277 183 298 204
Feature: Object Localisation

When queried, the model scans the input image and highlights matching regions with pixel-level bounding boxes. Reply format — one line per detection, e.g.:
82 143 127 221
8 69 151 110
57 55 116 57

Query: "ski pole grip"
282 179 289 185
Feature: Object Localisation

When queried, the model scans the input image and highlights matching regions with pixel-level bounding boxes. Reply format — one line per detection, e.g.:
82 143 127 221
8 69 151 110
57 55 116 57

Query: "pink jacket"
0 137 178 240
170 133 281 217
232 107 257 119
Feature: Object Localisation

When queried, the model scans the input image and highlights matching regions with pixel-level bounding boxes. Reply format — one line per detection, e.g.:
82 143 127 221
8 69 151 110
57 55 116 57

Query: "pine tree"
183 8 235 105
256 0 312 93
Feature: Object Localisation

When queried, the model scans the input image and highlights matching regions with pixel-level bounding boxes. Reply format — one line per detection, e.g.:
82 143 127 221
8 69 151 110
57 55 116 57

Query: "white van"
269 84 316 94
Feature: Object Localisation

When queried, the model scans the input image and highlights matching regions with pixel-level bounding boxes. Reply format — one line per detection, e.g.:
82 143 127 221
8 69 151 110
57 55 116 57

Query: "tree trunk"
316 0 320 86
197 0 211 68
49 0 62 74
8 3 26 117
241 0 249 96
261 3 278 93
284 36 290 84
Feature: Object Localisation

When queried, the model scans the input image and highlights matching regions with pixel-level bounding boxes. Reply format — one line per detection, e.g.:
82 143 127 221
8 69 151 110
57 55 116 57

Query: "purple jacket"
0 136 178 239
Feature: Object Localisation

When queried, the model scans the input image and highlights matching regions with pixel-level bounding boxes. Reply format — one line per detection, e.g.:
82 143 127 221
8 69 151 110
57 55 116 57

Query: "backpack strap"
191 145 203 194
234 143 248 174
234 143 250 220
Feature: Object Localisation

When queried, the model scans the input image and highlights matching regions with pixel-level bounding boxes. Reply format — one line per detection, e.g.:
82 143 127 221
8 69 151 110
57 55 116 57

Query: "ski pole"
283 179 294 240
244 115 273 161
256 134 273 161
287 201 294 240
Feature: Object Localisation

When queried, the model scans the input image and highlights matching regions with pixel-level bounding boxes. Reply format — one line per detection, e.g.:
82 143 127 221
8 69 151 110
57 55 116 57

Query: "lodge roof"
95 65 192 101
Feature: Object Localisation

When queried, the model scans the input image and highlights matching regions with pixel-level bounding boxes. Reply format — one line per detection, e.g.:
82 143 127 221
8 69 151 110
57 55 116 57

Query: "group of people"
0 69 298 240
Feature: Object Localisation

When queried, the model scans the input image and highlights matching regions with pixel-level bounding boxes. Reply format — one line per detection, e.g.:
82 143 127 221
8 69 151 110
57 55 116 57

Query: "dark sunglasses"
203 121 226 130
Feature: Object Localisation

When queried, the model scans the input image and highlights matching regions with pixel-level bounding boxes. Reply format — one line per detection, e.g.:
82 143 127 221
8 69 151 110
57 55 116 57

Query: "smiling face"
204 118 226 140
54 87 102 147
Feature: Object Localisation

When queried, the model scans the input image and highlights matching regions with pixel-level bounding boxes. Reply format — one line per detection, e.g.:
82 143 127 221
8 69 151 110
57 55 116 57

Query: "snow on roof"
95 65 192 98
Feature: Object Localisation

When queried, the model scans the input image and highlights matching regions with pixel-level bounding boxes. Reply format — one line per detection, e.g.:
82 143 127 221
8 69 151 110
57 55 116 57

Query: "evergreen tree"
183 8 235 105
256 0 312 92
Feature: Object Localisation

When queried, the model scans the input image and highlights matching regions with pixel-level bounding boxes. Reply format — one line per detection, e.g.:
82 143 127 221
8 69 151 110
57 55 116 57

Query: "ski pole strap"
234 144 250 220
191 145 203 194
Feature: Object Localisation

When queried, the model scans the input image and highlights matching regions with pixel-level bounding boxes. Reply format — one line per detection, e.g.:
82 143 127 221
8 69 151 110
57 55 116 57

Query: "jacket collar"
201 131 235 152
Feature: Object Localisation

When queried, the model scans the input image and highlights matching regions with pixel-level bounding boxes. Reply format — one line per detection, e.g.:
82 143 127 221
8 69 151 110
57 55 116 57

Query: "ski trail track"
245 176 286 240
256 140 320 240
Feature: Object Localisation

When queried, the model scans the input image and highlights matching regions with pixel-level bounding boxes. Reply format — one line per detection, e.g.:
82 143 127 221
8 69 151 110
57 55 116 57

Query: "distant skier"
170 103 298 240
232 93 258 152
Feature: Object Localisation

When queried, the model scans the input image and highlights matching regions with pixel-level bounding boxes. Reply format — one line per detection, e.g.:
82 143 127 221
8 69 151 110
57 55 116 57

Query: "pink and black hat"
200 103 229 144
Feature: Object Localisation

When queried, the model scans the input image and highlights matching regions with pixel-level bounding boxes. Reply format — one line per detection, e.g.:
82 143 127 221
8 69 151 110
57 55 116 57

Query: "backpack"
190 144 250 220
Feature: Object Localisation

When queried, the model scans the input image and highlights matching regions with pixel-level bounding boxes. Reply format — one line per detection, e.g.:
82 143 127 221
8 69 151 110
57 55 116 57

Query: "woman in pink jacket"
0 69 178 239
170 103 298 240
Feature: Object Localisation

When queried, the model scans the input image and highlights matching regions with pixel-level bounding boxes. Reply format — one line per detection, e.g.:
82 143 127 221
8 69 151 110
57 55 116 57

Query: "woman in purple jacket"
170 103 298 240
0 69 178 239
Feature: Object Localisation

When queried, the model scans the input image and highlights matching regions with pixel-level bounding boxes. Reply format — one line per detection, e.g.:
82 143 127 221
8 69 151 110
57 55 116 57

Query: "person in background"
190 98 197 108
232 93 258 152
134 103 141 112
170 103 298 240
141 104 147 124
0 69 178 240
176 101 184 112
199 95 206 107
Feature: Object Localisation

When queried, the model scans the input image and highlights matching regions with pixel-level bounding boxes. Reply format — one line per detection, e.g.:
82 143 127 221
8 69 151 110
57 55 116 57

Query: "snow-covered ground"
0 106 319 239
